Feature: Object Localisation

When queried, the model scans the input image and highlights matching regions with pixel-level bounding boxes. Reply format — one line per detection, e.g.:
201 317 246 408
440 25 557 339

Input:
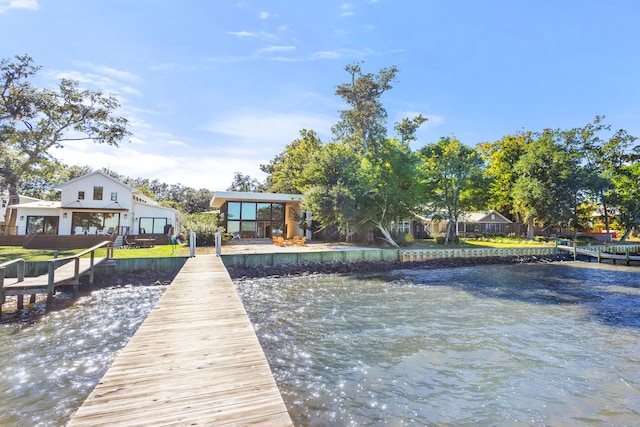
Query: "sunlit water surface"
0 285 165 427
235 263 640 426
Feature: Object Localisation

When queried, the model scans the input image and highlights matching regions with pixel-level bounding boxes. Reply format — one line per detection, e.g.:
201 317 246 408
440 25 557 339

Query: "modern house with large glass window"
2 170 179 238
210 191 308 239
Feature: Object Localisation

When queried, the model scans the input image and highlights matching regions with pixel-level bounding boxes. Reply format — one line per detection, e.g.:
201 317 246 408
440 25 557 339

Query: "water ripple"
236 263 640 426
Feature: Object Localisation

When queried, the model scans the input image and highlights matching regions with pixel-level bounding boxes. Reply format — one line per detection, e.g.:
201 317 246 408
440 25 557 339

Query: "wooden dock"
67 254 293 426
1 242 113 315
557 244 640 265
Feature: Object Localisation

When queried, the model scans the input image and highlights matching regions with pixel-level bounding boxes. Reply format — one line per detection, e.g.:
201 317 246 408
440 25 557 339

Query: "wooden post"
89 250 96 286
597 247 601 263
46 260 55 312
73 258 80 298
0 267 4 318
626 247 630 266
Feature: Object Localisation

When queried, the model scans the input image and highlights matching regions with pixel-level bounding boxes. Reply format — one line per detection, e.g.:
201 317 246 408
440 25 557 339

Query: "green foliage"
418 136 485 243
298 142 363 237
260 129 322 194
512 129 580 235
0 54 130 197
226 172 262 192
180 213 223 246
332 62 399 154
478 131 534 218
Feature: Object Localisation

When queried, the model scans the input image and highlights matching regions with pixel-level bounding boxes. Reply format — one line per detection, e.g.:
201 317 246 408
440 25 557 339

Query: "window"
78 191 85 200
139 217 168 234
111 192 118 201
93 186 103 200
27 216 59 234
227 202 241 219
71 212 120 232
223 201 287 238
241 203 256 220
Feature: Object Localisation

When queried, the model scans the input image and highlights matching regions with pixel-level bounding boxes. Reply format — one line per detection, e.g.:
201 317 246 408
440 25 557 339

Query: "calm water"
236 263 640 426
0 285 165 427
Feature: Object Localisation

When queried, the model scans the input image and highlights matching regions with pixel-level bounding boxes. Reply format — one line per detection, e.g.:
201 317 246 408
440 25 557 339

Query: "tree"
226 172 261 192
357 138 422 247
511 130 580 239
563 116 639 234
1 55 130 205
298 142 362 239
478 131 535 224
419 136 485 244
260 129 322 194
332 62 398 153
394 115 427 143
609 161 640 240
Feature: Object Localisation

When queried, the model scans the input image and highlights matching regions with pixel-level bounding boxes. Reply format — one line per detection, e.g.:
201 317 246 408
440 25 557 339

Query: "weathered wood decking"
1 252 111 316
68 254 292 427
557 244 640 265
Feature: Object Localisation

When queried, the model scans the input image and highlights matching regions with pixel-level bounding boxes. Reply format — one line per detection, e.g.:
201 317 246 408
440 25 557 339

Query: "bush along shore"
227 254 574 280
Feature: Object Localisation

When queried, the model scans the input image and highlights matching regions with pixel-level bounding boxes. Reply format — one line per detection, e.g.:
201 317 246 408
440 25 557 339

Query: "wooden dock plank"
68 255 292 426
3 257 107 290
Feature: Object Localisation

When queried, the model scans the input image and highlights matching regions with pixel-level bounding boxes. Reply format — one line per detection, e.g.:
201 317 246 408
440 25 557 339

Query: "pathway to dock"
68 254 292 426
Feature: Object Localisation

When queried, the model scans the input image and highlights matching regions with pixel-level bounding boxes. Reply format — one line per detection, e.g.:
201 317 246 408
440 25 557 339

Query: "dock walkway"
68 254 292 426
557 244 640 265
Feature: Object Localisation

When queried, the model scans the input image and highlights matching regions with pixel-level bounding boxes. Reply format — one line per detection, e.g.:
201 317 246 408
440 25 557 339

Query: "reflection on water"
236 263 640 426
0 285 165 427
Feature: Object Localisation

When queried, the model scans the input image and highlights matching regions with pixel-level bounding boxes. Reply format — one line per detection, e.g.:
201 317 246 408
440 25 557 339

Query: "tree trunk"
527 217 535 240
376 223 399 248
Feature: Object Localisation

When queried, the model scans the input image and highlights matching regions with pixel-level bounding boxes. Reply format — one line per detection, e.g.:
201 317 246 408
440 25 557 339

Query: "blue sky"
2 0 639 189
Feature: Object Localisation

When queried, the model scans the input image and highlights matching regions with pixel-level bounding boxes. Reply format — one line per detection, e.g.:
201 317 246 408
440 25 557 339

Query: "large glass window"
227 221 240 234
223 201 288 238
227 202 241 219
241 221 256 238
139 217 167 234
272 204 284 221
27 216 59 234
71 212 120 234
256 203 271 220
241 203 256 220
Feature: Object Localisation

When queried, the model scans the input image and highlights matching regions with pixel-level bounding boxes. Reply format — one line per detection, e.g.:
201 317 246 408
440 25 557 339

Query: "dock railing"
47 240 114 303
0 258 26 310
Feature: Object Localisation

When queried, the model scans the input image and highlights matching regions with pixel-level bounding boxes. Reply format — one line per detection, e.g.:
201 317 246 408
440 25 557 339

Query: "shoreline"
228 254 574 280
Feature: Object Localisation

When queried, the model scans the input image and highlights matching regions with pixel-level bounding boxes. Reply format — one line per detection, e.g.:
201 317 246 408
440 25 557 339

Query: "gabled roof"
460 210 512 223
419 209 512 224
210 191 304 209
55 170 134 191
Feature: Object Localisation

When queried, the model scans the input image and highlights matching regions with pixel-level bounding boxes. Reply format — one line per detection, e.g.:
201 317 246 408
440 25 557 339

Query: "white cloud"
259 45 296 53
227 30 256 37
340 3 355 17
50 139 262 189
259 11 278 19
0 0 38 13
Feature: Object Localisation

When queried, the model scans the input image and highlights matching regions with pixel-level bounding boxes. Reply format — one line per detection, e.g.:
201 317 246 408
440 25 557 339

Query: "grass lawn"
407 237 553 250
0 244 193 263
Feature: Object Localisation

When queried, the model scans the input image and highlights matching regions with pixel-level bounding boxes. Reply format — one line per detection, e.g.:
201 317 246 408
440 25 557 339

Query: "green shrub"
181 213 224 246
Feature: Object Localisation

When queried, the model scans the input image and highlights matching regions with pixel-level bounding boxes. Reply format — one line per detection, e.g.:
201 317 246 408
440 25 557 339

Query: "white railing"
399 247 556 262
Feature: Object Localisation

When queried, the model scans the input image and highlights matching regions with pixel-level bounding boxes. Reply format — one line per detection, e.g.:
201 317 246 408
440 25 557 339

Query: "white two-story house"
3 170 179 238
